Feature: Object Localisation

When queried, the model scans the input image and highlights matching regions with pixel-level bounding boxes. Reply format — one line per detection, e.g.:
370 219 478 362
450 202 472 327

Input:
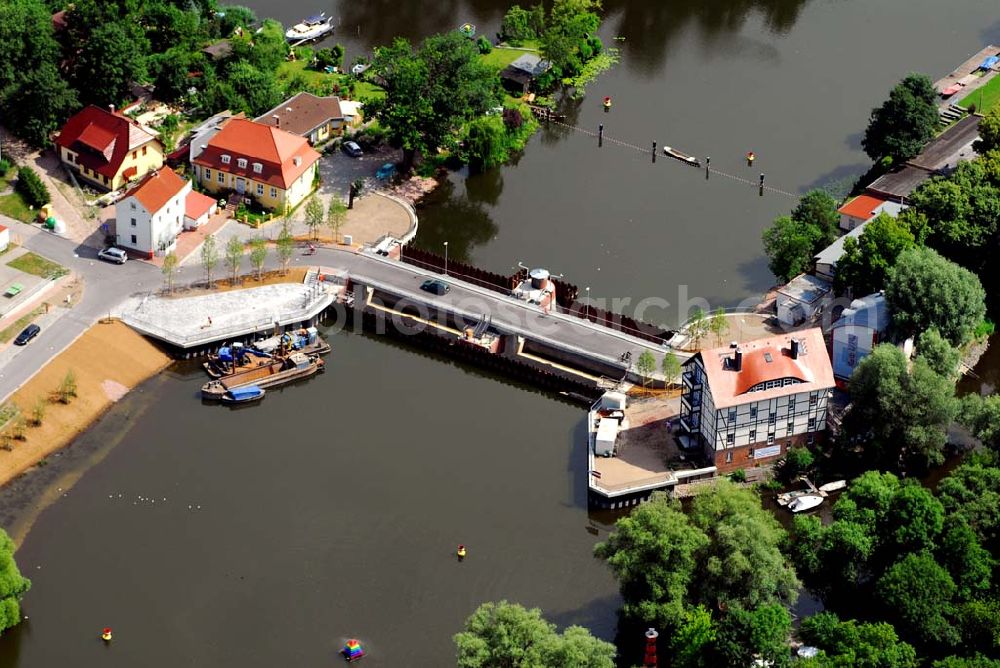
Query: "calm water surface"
3 1 1000 665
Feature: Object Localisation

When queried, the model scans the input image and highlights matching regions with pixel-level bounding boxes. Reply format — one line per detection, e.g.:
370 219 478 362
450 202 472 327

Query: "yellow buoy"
101 628 113 642
457 544 467 559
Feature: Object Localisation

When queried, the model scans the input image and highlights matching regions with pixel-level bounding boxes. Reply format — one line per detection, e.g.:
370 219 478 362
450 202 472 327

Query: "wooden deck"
934 45 1000 104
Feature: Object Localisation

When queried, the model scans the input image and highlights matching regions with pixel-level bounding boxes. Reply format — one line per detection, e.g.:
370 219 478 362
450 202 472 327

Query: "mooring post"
651 141 657 163
759 173 765 197
705 156 710 180
598 124 604 147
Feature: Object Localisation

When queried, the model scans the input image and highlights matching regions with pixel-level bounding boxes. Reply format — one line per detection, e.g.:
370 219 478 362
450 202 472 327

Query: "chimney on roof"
272 114 280 127
109 104 116 114
732 348 743 372
293 156 301 166
790 339 801 359
729 341 738 349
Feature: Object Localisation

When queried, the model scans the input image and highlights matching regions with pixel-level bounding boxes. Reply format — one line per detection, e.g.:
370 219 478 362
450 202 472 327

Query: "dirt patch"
385 175 439 206
162 267 308 298
0 320 171 488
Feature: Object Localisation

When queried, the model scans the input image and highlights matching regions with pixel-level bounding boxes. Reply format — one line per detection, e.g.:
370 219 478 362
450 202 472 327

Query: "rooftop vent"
732 348 743 372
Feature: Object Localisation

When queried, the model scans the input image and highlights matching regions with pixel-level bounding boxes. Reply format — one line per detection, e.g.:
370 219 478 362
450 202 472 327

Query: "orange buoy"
101 627 113 642
746 151 756 166
603 96 612 110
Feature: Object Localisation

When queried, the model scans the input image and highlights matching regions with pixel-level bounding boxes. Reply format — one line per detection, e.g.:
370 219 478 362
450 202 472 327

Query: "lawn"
8 252 68 279
481 41 540 70
276 60 385 101
0 192 35 224
0 307 44 344
959 74 1000 113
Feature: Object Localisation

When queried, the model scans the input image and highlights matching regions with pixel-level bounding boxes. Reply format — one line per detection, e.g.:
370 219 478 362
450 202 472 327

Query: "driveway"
317 146 398 200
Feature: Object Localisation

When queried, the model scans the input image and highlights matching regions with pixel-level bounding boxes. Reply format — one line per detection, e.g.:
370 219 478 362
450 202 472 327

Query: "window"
130 202 136 210
132 151 137 160
257 183 264 196
808 417 816 431
253 163 262 173
749 429 756 441
130 218 136 226
767 433 775 445
728 408 736 422
809 392 819 406
750 406 757 419
788 396 796 411
205 169 211 181
807 435 815 445
142 146 147 156
787 421 794 433
237 158 247 168
768 412 776 424
130 234 137 244
725 451 733 464
726 432 735 445
221 154 231 164
270 187 277 198
218 172 224 183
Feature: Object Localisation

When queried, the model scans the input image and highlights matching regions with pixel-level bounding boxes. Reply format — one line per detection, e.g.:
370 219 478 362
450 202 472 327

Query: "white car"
97 247 128 264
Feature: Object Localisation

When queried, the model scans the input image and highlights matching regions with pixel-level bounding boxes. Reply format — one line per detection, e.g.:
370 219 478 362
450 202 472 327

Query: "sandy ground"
0 320 171 488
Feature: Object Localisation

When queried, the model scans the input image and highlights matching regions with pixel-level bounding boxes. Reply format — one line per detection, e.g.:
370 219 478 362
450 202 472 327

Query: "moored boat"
662 146 701 167
202 353 324 400
285 13 334 42
776 488 814 506
221 385 266 405
252 327 331 358
817 479 847 493
788 494 824 513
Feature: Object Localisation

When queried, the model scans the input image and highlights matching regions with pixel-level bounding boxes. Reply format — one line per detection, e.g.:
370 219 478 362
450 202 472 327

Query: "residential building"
190 118 321 212
165 110 244 166
56 105 164 192
500 53 552 94
776 274 831 326
830 292 889 386
836 194 905 231
679 328 835 473
814 220 869 281
338 100 363 128
115 169 190 258
255 93 345 145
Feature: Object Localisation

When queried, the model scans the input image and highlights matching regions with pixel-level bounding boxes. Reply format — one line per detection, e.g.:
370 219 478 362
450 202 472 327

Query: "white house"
830 292 889 386
184 190 217 229
776 274 831 326
837 194 906 231
115 169 190 258
678 328 835 473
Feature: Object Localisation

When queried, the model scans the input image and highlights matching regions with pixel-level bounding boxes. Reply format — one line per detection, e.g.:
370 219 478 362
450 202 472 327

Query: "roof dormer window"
253 163 262 173
237 158 247 168
221 154 231 164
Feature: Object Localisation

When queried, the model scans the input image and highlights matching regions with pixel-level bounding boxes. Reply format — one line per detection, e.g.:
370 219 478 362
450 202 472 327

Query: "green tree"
0 527 30 633
834 212 916 297
780 447 814 481
960 395 1000 453
2 61 78 147
225 236 244 285
71 21 147 106
635 350 656 388
248 237 267 280
466 115 508 170
876 551 960 648
594 492 708 627
217 5 256 36
916 328 962 378
937 460 1000 549
276 225 294 274
670 606 716 668
222 60 281 116
686 307 707 349
200 234 219 287
326 196 348 242
15 166 50 208
711 603 792 668
933 658 1000 668
661 352 682 387
937 521 994 599
974 107 1000 154
161 251 179 292
501 4 545 43
709 308 728 345
304 196 324 240
540 0 601 76
792 189 840 247
454 600 615 668
58 369 77 404
761 215 820 283
862 73 938 163
886 246 986 346
799 612 918 668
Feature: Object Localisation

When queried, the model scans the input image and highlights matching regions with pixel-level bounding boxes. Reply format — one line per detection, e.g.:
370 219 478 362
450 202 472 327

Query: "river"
2 1 999 666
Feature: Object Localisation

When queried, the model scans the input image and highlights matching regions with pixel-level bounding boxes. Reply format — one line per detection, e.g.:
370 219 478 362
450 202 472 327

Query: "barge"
201 353 324 400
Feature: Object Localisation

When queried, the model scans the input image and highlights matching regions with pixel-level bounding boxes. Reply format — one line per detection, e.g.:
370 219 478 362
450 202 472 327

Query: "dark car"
342 141 363 158
14 324 40 346
420 279 450 295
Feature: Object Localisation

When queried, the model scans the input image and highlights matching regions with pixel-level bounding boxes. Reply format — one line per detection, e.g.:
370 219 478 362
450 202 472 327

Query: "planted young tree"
687 308 707 349
225 236 244 285
304 196 324 240
248 237 267 281
276 225 294 274
161 252 179 293
326 196 347 242
200 234 219 287
662 352 682 388
30 398 45 427
58 369 77 404
709 308 728 345
9 416 25 442
0 527 31 633
636 350 656 389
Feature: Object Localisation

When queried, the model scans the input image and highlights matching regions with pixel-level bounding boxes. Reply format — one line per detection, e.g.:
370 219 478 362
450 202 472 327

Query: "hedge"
15 167 49 209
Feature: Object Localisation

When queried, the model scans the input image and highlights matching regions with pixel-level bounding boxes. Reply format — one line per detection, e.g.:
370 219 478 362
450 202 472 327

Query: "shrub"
502 107 524 130
30 399 45 426
729 469 747 483
16 166 50 209
0 158 11 177
58 370 77 404
781 447 815 481
476 36 492 54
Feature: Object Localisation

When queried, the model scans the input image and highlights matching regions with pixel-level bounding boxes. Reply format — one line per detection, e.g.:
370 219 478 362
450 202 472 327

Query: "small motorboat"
788 494 824 513
662 146 701 167
351 62 370 76
817 479 847 493
285 13 335 42
459 22 476 38
221 385 265 405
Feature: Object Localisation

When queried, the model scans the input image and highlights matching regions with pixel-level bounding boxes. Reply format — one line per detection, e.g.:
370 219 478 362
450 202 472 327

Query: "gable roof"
185 190 216 220
833 292 889 332
56 105 159 179
837 194 887 220
192 118 321 190
255 93 343 137
689 328 834 409
122 168 188 214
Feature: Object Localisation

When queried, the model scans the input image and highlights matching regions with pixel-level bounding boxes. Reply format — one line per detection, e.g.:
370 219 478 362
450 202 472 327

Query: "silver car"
98 247 128 264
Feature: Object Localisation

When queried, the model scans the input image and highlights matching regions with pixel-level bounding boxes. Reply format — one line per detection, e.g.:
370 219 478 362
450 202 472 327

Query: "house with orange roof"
190 118 321 212
55 105 164 192
836 194 906 231
678 328 834 473
115 168 190 258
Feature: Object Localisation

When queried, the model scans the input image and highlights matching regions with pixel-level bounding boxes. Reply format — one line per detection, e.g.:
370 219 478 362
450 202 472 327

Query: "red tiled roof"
691 328 834 409
255 93 343 137
185 190 216 220
123 169 188 215
837 194 887 220
192 119 321 190
56 105 159 179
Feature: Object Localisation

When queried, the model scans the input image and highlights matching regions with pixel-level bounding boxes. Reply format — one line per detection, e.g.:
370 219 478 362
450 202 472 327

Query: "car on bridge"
420 279 450 295
98 247 128 264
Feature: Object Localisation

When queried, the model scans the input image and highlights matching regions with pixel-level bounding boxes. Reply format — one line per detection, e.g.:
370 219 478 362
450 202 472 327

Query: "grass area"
959 74 1000 113
0 307 44 344
480 42 540 70
8 252 68 279
0 192 35 223
276 60 385 102
354 80 385 101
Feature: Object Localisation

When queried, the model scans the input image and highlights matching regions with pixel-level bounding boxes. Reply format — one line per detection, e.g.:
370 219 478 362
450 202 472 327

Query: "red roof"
691 328 834 409
185 190 216 220
837 194 887 221
191 118 320 190
123 169 188 214
56 105 159 179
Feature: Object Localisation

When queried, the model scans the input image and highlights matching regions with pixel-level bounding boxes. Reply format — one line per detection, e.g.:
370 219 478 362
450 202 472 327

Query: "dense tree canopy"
974 107 1000 154
798 611 918 668
762 215 822 283
833 212 916 297
0 527 30 634
885 246 986 346
540 0 602 78
917 328 962 378
862 73 938 164
501 4 546 44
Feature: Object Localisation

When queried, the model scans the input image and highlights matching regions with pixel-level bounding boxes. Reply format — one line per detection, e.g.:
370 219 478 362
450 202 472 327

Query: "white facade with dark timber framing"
679 328 835 473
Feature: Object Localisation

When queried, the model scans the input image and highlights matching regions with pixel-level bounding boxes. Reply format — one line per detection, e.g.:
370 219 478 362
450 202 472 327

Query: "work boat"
285 13 335 42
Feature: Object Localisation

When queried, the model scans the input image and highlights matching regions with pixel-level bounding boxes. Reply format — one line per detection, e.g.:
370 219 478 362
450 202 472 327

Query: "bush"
729 469 747 483
476 36 492 54
0 158 11 178
30 399 45 427
781 447 815 481
15 166 50 209
502 107 524 130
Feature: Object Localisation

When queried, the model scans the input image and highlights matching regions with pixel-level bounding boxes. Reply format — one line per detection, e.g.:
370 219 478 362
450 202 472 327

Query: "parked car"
13 324 40 346
420 279 450 295
342 141 363 158
98 247 128 264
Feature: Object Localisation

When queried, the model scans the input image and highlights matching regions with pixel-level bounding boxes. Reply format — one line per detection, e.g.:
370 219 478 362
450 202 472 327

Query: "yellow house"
191 118 321 212
55 105 164 192
254 92 346 145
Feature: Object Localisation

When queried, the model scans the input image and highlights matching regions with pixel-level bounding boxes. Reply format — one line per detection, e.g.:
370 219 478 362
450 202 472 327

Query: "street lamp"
443 241 449 276
585 286 591 317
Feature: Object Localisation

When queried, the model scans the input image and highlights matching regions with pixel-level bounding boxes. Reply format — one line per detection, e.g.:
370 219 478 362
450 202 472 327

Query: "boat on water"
817 479 848 493
221 385 266 405
662 146 701 167
285 13 335 42
776 488 815 506
201 353 324 400
788 494 824 513
458 23 476 38
252 327 331 358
